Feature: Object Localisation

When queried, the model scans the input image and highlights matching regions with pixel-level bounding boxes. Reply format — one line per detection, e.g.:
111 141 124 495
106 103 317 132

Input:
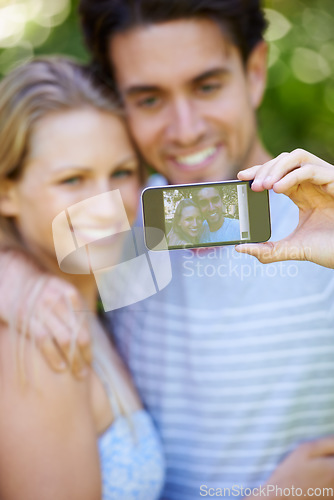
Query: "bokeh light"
261 0 334 162
0 0 70 58
0 0 333 163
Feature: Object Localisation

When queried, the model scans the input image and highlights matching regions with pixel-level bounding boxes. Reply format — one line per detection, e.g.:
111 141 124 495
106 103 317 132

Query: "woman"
0 57 164 499
167 198 203 247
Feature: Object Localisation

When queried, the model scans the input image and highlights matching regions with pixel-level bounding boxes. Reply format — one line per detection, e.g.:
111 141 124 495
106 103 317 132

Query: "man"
77 2 334 498
2 1 334 498
193 186 240 243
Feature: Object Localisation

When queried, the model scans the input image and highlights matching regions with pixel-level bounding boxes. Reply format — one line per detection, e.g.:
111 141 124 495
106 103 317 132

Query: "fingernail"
251 179 261 188
75 367 88 379
54 361 67 371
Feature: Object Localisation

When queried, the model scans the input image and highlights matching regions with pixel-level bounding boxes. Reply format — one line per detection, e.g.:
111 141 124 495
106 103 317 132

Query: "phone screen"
142 180 271 250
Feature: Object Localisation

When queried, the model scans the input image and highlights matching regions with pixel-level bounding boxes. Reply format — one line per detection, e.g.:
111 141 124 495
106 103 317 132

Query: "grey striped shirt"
109 187 334 499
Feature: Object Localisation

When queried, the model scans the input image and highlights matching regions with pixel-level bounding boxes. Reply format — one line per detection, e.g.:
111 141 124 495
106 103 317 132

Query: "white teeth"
74 228 117 242
176 147 216 166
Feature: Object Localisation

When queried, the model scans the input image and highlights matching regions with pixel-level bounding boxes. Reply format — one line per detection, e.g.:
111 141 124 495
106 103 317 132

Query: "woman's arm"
236 149 334 269
0 323 101 500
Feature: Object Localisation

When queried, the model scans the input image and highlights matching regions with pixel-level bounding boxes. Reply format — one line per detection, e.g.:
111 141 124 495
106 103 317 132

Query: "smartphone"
142 180 271 250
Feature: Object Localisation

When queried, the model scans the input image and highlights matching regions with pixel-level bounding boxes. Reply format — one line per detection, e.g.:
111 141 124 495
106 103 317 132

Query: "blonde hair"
0 56 122 251
0 58 141 421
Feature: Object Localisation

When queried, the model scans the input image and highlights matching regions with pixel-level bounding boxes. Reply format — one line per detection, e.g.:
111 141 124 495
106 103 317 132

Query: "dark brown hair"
79 0 267 85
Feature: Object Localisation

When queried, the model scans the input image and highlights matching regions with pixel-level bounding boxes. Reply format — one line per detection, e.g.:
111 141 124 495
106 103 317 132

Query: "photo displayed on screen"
163 183 250 248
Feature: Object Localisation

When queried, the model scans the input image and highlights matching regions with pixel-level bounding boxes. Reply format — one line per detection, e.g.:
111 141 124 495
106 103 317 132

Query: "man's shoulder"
219 216 240 236
224 217 239 226
147 173 168 187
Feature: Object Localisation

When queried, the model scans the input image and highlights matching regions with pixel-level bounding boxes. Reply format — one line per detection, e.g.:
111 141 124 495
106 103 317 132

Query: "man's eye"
198 83 221 94
136 96 160 109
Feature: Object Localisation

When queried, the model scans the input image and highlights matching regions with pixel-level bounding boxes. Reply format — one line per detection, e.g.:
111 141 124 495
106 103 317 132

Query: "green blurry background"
0 0 333 163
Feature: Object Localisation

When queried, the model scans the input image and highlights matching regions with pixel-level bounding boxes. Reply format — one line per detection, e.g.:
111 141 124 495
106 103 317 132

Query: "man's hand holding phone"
236 149 334 269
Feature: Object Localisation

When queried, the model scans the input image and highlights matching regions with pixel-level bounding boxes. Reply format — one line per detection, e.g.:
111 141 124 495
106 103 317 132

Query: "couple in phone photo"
167 186 240 246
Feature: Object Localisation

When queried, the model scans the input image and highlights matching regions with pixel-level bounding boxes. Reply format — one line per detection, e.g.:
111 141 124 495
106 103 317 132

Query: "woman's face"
5 108 141 271
178 205 203 241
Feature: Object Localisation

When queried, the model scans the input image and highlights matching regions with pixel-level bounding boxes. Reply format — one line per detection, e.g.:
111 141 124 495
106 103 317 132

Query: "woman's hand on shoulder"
0 250 93 376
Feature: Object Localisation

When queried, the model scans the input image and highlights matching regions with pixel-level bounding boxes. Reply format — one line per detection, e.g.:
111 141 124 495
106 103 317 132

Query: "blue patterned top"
98 409 165 500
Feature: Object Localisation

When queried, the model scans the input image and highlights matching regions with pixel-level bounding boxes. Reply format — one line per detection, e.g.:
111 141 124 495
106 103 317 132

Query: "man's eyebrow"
192 68 230 84
124 85 161 97
123 68 229 97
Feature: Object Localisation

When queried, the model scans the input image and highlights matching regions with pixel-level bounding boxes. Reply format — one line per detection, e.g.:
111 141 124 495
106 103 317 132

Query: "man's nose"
166 98 206 145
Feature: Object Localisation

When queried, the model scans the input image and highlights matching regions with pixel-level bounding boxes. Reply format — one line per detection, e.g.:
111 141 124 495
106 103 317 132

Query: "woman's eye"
60 176 82 185
111 169 135 179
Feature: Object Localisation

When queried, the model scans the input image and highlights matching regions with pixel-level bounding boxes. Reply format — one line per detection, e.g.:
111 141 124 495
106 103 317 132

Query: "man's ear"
246 40 268 110
0 180 19 217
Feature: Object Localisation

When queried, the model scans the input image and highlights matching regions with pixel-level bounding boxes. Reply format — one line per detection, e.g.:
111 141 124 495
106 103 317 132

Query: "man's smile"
207 211 219 220
168 145 221 171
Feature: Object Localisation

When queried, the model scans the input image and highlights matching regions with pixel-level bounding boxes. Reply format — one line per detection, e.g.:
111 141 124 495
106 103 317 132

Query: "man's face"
196 187 223 229
109 18 267 184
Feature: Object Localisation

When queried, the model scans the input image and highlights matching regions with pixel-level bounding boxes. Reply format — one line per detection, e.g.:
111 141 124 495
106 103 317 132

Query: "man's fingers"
37 278 92 374
238 149 333 192
39 336 67 372
273 163 334 195
39 333 89 378
30 311 68 343
237 152 291 190
68 346 88 378
78 339 93 365
304 437 334 458
237 164 263 180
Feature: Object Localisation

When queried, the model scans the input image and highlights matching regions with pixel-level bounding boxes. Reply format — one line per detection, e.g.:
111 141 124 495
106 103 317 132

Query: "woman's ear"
246 40 268 110
0 180 19 217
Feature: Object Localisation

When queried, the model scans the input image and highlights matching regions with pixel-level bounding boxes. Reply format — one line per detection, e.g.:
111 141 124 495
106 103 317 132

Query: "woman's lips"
72 225 126 246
